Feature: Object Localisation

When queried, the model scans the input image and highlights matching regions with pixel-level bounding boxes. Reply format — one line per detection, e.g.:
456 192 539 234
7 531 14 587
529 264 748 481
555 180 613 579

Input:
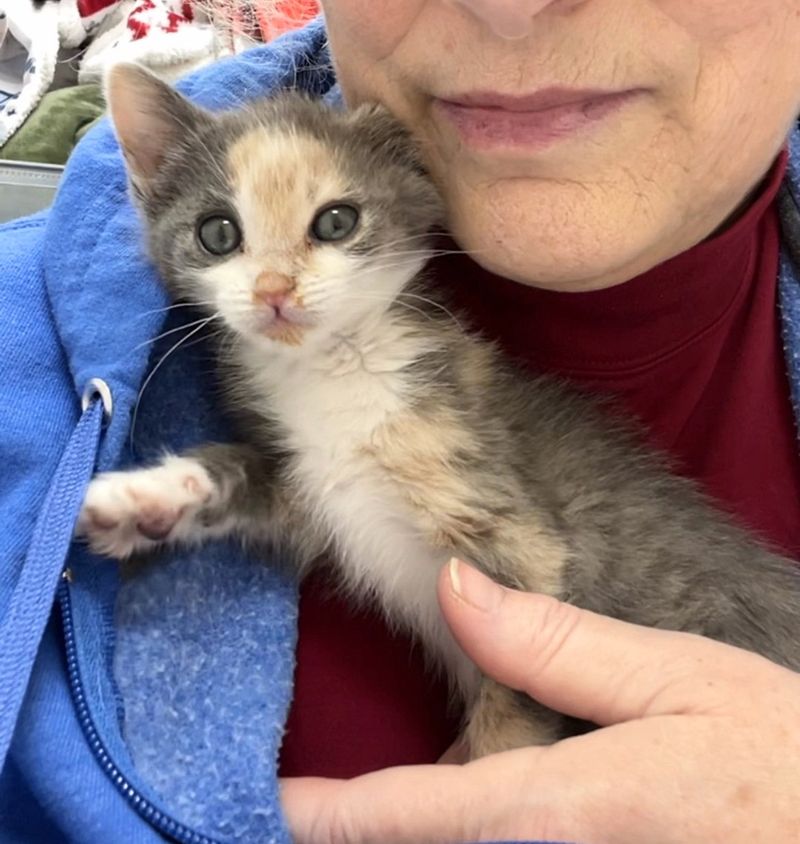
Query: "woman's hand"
281 560 800 843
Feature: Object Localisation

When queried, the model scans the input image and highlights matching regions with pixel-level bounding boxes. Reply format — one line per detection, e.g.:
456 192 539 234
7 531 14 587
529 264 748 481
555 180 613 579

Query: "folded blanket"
0 83 105 164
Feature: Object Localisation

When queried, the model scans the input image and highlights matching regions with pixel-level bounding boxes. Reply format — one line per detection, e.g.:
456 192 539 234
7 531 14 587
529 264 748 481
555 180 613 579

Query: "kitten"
78 63 800 758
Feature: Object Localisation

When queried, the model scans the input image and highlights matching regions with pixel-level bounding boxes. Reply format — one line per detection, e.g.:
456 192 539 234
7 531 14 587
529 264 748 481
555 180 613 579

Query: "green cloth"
0 84 106 165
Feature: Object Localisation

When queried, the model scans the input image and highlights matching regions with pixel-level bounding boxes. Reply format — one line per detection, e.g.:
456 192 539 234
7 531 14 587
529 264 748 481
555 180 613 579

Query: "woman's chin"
445 193 671 293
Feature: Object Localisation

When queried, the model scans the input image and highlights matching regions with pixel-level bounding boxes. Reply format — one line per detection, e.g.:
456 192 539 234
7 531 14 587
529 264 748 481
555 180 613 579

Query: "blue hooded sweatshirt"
1 17 800 844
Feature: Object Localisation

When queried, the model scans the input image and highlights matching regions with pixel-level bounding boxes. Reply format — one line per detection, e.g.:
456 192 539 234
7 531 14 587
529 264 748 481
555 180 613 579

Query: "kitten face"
194 127 430 349
107 65 444 352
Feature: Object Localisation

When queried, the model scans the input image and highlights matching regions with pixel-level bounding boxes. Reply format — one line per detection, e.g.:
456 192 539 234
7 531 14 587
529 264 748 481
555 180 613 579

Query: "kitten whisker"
135 301 218 318
172 327 230 355
397 292 465 331
325 261 433 280
324 262 422 278
133 316 224 351
368 248 486 262
320 290 463 331
376 232 456 251
130 313 220 450
392 300 448 328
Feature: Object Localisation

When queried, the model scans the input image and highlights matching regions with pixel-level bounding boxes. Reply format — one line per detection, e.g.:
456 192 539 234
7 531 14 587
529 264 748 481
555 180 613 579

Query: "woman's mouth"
433 88 645 152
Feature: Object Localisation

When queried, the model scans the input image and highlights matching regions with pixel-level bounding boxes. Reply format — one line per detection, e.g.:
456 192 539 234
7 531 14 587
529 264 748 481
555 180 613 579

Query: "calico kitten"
78 63 800 758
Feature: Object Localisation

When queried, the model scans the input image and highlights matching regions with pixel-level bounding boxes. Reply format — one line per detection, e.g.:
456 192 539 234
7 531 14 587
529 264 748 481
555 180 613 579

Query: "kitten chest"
256 364 479 695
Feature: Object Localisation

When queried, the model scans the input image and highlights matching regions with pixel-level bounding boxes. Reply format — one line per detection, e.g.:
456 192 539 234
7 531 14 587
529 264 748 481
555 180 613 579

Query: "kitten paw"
76 456 218 558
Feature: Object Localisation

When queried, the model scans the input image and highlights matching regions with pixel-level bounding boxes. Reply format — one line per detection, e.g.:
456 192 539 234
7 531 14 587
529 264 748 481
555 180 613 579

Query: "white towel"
0 1 60 147
74 0 231 85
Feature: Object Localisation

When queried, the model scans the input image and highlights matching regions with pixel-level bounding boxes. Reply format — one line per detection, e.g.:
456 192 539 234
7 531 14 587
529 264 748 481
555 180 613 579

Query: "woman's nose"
444 0 577 39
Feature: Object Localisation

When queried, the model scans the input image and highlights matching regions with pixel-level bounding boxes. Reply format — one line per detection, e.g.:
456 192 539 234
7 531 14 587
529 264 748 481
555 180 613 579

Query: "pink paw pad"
183 474 212 500
135 505 186 541
84 507 119 532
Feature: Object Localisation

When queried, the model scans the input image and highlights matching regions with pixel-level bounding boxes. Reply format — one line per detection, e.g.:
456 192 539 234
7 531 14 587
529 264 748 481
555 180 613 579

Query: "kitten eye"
197 214 242 256
309 203 360 243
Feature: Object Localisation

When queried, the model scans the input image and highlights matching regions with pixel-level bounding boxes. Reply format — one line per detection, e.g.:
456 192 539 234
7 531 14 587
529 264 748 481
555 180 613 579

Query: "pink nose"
253 272 297 312
255 289 290 311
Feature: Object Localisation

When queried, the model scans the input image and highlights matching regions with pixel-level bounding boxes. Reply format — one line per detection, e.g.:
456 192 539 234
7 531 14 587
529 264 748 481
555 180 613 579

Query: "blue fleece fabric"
780 127 800 428
1 22 332 844
0 15 799 844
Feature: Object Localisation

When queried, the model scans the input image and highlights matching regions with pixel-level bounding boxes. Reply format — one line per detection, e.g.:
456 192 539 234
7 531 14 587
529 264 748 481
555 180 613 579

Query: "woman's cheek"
654 0 786 37
321 0 428 61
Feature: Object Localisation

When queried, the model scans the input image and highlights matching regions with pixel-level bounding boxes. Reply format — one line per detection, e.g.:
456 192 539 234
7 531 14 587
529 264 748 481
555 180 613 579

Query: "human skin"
322 0 800 290
279 2 800 840
281 561 800 843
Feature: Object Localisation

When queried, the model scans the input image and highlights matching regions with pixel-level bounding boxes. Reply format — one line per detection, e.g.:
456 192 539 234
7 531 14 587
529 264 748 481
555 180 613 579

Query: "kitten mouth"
256 306 313 345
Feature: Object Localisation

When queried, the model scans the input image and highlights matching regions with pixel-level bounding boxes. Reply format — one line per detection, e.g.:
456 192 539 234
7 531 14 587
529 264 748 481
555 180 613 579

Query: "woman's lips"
434 89 643 151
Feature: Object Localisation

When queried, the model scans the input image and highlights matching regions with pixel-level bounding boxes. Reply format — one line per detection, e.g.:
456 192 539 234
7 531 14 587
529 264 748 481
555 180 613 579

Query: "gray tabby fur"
78 64 800 758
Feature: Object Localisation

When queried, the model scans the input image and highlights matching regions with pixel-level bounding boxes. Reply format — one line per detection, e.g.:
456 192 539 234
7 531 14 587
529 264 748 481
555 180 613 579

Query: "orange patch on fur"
226 128 350 251
264 322 307 346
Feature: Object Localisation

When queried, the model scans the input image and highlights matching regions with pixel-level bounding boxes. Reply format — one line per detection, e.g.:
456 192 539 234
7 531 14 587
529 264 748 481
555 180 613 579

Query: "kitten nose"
253 272 297 310
256 289 291 310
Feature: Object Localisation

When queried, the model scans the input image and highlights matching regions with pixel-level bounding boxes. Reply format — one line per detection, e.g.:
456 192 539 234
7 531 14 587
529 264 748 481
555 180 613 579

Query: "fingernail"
449 558 504 613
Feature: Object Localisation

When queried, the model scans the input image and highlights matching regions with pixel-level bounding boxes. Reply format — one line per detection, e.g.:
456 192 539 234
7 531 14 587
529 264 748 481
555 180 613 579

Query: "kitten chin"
80 64 800 759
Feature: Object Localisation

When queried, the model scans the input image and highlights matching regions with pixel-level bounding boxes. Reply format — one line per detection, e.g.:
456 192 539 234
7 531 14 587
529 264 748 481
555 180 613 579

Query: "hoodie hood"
36 21 341 844
42 18 334 471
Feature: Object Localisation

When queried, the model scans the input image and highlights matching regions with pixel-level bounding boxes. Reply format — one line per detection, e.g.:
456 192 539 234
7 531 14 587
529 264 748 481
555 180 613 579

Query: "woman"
1 2 799 842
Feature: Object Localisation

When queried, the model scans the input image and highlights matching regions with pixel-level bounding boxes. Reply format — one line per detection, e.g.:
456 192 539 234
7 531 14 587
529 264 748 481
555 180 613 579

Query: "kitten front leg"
76 443 285 559
465 677 567 759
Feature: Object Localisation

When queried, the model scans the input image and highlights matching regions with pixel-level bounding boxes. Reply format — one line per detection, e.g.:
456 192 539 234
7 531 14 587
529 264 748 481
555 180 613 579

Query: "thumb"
439 559 762 726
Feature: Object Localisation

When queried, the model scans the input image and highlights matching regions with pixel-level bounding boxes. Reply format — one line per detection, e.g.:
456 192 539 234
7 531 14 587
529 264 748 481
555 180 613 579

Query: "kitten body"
79 65 800 756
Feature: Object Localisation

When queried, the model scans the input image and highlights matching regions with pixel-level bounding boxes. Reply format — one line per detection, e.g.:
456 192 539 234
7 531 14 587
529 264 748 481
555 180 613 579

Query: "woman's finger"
281 731 664 844
438 559 777 726
281 763 483 844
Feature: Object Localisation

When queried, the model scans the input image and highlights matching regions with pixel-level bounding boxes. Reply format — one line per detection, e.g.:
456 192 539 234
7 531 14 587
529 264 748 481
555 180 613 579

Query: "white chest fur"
240 326 480 699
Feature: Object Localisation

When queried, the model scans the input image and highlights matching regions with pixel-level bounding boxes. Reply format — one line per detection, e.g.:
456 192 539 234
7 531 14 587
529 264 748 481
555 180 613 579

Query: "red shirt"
279 151 800 779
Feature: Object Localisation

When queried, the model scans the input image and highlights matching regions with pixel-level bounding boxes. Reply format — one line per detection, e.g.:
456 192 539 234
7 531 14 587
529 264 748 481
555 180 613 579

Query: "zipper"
57 575 224 844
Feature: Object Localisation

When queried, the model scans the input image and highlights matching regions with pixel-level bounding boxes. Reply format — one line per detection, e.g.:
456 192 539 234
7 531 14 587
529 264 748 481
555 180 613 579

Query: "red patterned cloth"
256 0 320 41
65 1 319 82
59 0 228 84
77 0 118 17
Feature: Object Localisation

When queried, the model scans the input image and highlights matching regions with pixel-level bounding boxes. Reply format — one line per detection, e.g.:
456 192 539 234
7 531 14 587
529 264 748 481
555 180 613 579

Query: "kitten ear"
105 63 206 198
347 102 429 175
347 101 446 228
